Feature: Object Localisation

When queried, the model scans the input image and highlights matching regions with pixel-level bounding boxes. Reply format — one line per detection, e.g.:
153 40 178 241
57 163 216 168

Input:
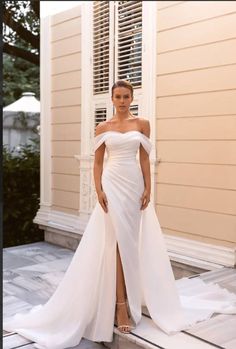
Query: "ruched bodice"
94 130 151 166
94 130 152 161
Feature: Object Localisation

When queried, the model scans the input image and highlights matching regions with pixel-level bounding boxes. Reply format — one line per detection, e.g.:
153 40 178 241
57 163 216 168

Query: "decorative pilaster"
142 1 158 202
34 15 52 226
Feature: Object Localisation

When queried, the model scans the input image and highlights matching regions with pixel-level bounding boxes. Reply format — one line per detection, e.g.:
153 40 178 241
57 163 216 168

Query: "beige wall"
50 6 82 215
155 1 236 247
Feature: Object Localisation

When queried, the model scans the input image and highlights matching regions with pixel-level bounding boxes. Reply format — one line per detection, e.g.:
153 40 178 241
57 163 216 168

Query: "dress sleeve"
93 133 107 152
140 133 152 155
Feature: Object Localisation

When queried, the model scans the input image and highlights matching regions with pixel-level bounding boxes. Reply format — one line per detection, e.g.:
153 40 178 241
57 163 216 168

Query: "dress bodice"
94 131 152 165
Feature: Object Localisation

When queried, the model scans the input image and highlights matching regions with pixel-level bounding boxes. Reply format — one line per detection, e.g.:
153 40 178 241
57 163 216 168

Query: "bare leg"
116 243 132 332
116 243 127 302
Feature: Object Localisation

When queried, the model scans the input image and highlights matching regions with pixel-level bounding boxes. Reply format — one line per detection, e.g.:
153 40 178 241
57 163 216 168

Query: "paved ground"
3 241 236 349
3 241 108 348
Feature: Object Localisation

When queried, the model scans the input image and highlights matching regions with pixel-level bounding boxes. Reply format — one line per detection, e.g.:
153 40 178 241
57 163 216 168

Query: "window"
93 1 110 94
94 107 107 128
117 1 142 87
92 1 143 130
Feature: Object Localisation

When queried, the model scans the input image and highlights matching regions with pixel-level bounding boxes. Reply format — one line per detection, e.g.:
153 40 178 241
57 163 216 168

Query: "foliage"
3 53 39 107
3 1 41 247
3 0 39 65
3 143 44 247
3 1 39 106
4 1 39 42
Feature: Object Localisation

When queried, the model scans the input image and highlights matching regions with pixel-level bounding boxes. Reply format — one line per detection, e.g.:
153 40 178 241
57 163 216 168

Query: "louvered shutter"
117 1 142 87
129 104 138 117
93 1 110 94
94 108 107 128
92 1 143 135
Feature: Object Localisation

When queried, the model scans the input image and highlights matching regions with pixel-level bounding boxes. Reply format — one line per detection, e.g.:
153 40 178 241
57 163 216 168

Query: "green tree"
3 144 43 247
3 0 39 65
3 1 40 106
3 53 40 107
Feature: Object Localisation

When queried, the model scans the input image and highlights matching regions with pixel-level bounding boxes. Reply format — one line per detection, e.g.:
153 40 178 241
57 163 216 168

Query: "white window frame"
81 1 157 157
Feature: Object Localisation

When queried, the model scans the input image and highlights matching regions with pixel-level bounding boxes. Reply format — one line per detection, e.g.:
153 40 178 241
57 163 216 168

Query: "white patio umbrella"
3 92 40 152
3 92 40 113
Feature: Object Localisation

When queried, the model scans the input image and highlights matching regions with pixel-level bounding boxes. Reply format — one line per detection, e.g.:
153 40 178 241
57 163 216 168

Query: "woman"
3 80 236 349
94 80 151 334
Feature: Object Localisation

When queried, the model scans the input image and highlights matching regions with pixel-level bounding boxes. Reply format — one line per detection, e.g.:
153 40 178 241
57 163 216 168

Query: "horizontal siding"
157 1 184 10
51 17 81 41
52 123 81 141
52 189 79 210
157 39 236 75
51 53 81 75
51 34 81 59
157 1 236 31
157 65 236 96
158 12 236 53
51 5 81 25
52 174 80 192
156 184 236 215
164 230 236 249
156 1 236 246
51 88 81 108
157 116 236 140
50 6 82 214
155 205 236 243
157 163 236 190
52 141 80 157
52 71 81 91
52 157 80 175
157 141 236 164
156 90 236 117
51 106 81 124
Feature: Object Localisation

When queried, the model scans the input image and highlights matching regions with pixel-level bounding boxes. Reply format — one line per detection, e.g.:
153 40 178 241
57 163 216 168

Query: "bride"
94 80 152 334
3 80 236 349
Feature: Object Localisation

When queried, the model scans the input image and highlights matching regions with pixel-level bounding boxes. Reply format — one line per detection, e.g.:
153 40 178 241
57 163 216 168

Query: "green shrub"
3 143 44 247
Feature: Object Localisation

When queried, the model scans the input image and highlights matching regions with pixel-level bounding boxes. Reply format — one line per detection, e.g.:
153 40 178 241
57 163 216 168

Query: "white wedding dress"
3 130 236 349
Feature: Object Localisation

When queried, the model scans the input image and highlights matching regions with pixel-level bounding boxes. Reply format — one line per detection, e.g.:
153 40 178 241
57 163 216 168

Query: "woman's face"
112 87 133 113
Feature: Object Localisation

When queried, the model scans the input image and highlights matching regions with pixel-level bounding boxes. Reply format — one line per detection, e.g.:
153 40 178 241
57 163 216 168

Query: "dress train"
3 131 236 349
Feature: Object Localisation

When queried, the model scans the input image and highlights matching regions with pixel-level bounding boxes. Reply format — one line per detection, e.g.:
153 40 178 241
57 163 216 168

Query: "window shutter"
92 1 143 136
93 1 110 94
130 104 138 117
117 1 142 88
94 108 107 129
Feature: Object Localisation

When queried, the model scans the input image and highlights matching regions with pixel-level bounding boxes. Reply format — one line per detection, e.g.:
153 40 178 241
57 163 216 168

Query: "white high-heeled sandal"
116 301 134 334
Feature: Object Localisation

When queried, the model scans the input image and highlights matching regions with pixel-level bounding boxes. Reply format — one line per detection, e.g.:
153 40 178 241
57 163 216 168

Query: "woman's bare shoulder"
138 117 150 138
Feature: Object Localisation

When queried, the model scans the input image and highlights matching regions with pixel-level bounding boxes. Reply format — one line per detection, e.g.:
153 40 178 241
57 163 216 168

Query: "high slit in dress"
3 130 236 349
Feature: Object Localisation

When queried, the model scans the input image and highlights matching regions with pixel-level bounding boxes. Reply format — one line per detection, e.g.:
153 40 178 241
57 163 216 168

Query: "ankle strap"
116 301 126 305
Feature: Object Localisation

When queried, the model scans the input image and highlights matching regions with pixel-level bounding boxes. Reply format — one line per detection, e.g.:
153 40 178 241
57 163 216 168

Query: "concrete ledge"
40 225 82 251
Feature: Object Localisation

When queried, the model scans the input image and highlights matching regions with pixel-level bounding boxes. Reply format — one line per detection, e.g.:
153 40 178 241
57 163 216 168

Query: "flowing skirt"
3 158 236 349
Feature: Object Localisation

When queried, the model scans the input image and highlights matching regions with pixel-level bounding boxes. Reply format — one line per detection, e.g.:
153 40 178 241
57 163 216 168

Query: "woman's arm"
139 119 151 210
93 123 108 213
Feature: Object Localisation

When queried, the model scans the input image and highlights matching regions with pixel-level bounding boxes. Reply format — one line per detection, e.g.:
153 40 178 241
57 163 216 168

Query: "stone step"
3 331 107 349
3 318 220 349
103 315 220 349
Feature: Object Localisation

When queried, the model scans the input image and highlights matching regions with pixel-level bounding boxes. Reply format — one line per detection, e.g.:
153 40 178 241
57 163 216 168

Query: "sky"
40 1 86 18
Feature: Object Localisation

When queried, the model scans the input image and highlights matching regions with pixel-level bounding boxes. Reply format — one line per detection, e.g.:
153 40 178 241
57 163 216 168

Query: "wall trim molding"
34 206 236 270
81 1 93 155
142 1 157 202
34 205 88 234
34 16 52 229
39 15 52 207
165 234 236 270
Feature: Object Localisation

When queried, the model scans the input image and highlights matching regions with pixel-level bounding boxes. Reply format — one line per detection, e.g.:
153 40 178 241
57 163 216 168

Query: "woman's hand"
140 188 150 210
97 191 108 213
